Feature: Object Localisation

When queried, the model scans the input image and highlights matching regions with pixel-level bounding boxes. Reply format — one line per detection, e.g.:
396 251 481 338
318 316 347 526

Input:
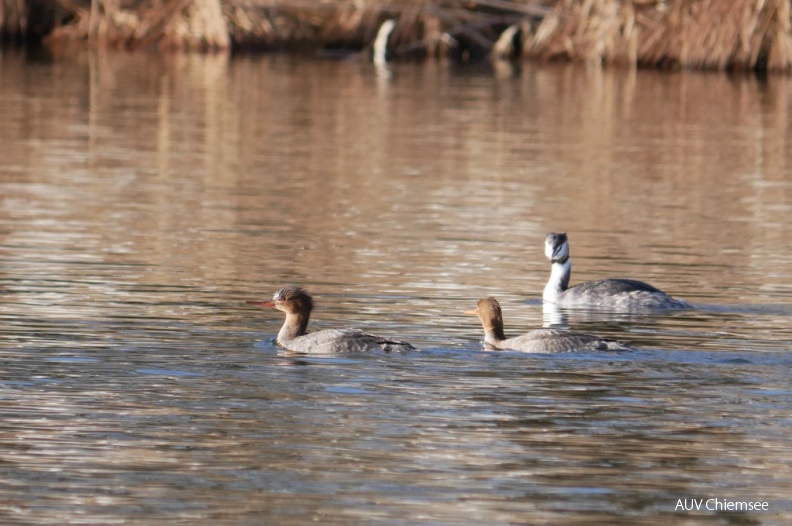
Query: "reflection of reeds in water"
3 0 792 70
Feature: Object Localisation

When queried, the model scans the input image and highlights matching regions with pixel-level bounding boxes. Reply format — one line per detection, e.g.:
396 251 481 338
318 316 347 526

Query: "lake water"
1 48 791 524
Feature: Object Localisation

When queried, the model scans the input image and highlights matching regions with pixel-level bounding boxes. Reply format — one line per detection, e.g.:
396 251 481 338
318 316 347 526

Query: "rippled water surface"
1 49 792 524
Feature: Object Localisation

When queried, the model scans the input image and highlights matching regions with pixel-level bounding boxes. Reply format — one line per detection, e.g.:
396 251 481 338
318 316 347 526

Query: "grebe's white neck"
543 258 571 303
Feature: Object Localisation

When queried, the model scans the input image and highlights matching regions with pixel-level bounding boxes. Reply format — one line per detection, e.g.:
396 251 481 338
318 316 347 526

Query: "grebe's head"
545 232 569 264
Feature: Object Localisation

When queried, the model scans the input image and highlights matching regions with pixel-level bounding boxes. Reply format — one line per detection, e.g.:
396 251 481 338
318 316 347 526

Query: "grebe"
466 297 632 353
247 286 418 353
543 232 690 311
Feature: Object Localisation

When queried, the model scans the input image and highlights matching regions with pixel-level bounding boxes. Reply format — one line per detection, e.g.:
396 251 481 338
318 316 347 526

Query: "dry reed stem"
1 0 28 39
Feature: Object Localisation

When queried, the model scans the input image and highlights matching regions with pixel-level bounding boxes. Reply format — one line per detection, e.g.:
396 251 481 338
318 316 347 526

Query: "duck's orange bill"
463 309 478 315
246 300 275 307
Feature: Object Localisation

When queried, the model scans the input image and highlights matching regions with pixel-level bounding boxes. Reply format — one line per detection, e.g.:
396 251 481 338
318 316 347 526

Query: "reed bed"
40 0 230 51
2 0 792 71
523 0 792 71
222 0 547 59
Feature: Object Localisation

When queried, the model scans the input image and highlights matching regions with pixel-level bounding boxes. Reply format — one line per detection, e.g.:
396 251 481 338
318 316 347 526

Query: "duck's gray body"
251 286 417 353
489 327 632 353
467 297 632 353
278 327 416 354
543 233 690 311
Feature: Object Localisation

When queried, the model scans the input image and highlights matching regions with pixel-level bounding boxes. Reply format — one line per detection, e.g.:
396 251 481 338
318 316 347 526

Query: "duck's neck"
543 259 571 302
483 322 507 347
278 311 310 342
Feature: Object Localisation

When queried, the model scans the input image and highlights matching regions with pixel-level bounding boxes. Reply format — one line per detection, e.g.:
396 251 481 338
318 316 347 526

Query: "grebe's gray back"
248 286 418 353
543 233 690 311
466 297 632 353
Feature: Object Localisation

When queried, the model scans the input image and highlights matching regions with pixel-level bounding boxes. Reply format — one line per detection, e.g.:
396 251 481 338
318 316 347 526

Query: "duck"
466 297 632 352
247 286 418 353
543 232 690 311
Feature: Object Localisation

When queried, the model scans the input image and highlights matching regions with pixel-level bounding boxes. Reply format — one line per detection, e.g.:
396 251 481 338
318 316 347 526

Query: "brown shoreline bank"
2 0 791 72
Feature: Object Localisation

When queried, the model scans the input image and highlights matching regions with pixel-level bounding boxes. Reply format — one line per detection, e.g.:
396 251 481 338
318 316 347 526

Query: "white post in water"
492 24 520 60
373 20 396 65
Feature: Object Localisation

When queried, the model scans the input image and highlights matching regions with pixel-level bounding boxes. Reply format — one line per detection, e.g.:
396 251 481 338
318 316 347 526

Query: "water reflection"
1 49 791 524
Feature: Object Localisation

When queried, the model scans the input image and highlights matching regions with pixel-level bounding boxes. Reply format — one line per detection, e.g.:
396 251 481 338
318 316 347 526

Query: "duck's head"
464 297 505 335
248 285 314 316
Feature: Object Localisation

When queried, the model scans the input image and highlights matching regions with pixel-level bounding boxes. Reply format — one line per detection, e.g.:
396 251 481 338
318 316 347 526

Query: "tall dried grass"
5 0 792 71
1 0 27 40
523 0 792 71
222 0 544 58
43 0 230 50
